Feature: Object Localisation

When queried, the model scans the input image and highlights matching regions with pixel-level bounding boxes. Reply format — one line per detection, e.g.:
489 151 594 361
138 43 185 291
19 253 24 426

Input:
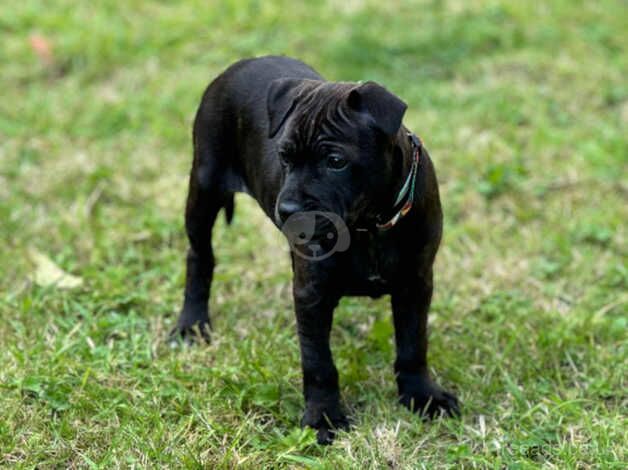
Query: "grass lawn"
1 0 626 467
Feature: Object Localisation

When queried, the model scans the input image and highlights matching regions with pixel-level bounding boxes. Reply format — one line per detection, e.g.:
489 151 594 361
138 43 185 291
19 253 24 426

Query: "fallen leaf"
29 34 54 65
28 248 83 289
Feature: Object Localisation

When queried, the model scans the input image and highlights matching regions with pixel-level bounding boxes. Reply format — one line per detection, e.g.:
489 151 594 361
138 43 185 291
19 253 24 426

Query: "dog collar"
376 132 422 231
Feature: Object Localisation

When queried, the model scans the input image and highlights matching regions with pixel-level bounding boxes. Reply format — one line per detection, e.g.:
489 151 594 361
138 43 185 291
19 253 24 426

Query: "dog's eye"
327 155 348 170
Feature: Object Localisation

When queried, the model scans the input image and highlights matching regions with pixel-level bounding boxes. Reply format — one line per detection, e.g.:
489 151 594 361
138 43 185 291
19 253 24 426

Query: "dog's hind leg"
172 121 234 342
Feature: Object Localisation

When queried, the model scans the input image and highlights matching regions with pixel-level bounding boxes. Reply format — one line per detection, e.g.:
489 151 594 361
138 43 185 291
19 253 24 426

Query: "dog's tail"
223 193 235 225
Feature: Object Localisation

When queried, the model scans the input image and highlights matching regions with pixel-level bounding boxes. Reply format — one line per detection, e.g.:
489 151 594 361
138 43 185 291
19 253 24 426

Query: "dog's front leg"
292 261 348 444
391 270 460 418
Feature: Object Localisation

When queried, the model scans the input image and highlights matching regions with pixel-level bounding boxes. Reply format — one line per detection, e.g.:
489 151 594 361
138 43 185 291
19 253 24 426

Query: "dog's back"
196 56 322 142
191 56 323 214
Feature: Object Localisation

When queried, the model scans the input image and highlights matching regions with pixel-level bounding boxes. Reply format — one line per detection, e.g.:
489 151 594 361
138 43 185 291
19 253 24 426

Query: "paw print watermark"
281 211 350 261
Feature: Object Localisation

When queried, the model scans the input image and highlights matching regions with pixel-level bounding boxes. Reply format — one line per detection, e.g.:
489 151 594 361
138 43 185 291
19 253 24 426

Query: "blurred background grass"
0 0 626 467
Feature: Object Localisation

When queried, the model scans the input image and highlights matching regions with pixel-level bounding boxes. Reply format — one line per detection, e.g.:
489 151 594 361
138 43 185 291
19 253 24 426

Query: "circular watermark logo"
281 211 351 261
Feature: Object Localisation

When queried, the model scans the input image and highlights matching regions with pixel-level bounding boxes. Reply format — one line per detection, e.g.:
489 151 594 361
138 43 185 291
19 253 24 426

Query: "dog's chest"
343 229 399 297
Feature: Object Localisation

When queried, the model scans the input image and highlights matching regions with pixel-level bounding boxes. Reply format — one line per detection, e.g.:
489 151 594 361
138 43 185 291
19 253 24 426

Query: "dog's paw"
301 401 350 445
399 378 460 419
169 318 211 345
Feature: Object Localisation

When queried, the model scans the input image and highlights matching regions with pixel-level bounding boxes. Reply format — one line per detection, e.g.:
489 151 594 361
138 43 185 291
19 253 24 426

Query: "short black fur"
173 56 459 444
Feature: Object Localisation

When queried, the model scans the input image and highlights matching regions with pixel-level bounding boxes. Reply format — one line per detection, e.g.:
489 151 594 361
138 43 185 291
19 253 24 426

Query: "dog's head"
267 78 407 232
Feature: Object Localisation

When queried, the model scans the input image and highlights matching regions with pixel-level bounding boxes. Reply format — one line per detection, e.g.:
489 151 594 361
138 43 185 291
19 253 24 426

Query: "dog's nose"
278 200 303 223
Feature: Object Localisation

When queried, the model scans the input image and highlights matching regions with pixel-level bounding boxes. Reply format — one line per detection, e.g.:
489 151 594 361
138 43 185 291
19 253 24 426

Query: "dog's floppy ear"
267 78 303 138
347 81 407 136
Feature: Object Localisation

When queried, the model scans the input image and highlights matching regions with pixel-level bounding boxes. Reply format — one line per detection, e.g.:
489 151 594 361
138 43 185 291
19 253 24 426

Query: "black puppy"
174 56 459 444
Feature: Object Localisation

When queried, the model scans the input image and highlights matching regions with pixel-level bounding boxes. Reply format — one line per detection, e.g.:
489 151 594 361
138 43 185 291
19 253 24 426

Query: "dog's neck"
376 131 422 231
352 130 423 233
393 130 417 195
